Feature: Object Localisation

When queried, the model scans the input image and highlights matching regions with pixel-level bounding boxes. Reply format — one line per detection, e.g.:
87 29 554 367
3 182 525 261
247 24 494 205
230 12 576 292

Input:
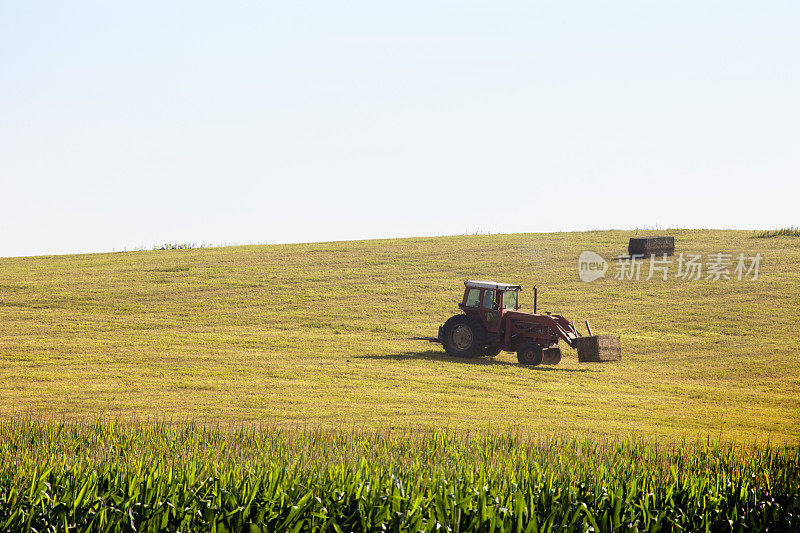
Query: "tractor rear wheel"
516 342 543 366
442 315 486 358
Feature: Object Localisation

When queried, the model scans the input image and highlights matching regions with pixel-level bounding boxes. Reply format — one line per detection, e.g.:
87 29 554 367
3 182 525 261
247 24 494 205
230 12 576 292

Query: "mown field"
0 420 797 532
1 230 799 442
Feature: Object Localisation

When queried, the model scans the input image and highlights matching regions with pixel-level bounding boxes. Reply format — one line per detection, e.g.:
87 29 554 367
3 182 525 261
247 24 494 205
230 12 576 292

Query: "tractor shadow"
356 350 599 372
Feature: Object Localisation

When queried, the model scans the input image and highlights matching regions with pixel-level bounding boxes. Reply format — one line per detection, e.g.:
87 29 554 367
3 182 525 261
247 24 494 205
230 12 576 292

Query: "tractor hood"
504 310 579 347
503 310 565 321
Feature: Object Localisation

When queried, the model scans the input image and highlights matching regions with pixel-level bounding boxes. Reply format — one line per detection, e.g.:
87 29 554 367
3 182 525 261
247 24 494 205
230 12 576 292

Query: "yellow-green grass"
1 230 798 443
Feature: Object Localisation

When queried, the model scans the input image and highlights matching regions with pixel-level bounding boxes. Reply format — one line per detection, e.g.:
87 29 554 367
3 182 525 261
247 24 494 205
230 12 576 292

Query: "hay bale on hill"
628 236 674 257
576 335 621 362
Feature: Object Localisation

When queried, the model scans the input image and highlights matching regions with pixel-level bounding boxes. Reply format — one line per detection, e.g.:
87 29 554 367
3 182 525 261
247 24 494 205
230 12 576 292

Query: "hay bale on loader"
576 335 621 362
628 236 674 257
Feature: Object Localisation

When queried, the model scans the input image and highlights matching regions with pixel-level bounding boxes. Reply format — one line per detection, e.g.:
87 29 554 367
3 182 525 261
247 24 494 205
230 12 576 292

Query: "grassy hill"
1 230 798 443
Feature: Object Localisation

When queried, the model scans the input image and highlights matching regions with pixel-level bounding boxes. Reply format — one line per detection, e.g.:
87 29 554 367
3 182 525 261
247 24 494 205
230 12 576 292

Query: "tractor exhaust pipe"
533 285 537 314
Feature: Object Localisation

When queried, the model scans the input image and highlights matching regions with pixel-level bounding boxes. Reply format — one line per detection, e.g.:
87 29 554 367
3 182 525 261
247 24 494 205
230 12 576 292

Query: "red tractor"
429 280 596 365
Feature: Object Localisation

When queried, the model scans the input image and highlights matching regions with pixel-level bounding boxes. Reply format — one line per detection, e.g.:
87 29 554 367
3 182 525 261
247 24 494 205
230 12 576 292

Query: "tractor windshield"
503 290 518 309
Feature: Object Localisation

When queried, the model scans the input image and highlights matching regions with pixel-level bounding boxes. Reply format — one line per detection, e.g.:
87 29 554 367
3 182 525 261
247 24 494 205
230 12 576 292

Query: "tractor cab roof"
464 280 522 291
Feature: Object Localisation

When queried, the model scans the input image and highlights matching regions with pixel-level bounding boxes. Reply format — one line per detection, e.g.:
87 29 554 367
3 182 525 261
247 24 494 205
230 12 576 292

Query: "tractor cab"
460 280 521 311
459 280 522 333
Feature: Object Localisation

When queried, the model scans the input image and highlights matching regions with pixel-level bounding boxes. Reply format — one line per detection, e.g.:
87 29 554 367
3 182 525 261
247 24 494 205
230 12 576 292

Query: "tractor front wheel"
442 315 486 358
516 342 543 366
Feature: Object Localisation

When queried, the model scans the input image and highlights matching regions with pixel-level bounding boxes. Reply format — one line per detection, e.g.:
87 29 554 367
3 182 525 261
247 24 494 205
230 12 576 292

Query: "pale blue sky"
1 1 798 257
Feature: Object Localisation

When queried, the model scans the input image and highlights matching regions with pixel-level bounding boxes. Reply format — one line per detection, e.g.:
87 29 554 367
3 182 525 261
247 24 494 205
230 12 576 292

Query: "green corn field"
0 420 797 532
